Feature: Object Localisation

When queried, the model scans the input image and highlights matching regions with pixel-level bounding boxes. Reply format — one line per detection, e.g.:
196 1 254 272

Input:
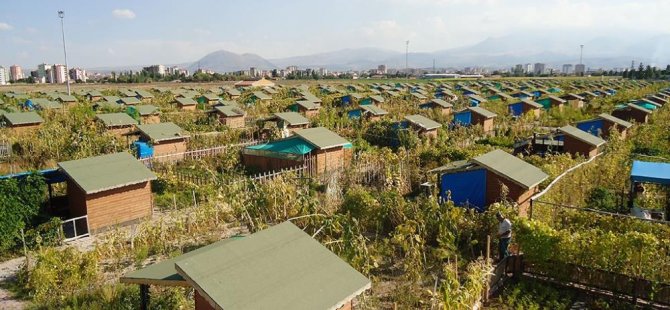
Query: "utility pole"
433 59 436 73
58 11 71 96
405 40 409 78
579 44 584 65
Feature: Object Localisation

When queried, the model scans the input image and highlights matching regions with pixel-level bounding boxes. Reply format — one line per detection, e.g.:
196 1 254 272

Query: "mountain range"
94 33 670 73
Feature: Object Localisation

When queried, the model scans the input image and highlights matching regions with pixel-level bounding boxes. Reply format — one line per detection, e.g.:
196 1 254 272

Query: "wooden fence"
154 164 310 187
140 139 263 166
486 255 670 307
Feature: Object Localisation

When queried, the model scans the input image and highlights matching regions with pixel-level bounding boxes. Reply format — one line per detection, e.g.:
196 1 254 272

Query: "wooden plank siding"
66 180 153 232
218 115 245 128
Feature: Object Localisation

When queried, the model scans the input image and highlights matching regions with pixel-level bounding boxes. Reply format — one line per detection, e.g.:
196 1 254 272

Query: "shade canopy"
631 160 670 185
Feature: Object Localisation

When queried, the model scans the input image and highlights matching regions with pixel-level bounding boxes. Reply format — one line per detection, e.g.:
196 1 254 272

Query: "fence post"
192 189 197 208
485 235 491 302
529 199 534 220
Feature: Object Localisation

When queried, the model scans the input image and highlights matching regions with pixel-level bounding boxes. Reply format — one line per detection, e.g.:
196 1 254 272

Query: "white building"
525 63 533 73
37 63 50 82
575 64 586 75
378 64 387 74
562 64 573 74
69 68 87 82
9 65 23 81
0 66 8 85
533 63 546 75
54 64 67 84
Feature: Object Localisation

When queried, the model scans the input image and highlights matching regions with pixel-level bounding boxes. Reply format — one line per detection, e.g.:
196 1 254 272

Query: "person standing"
496 212 512 262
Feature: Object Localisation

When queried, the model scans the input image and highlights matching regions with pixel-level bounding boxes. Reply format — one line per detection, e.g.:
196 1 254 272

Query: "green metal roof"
120 97 141 105
86 90 103 97
2 111 44 125
102 96 121 103
472 150 548 189
31 98 62 109
468 106 497 118
121 238 240 286
295 100 319 110
174 221 371 310
559 125 607 147
201 93 220 101
598 113 632 129
369 95 385 103
360 104 388 116
137 122 189 142
520 99 543 109
404 114 441 130
135 105 159 116
135 90 154 98
411 92 427 99
57 95 77 102
96 113 138 127
214 105 245 117
274 112 309 125
58 152 157 194
225 88 241 96
252 91 272 100
175 97 197 106
627 103 652 114
295 127 350 150
429 99 453 108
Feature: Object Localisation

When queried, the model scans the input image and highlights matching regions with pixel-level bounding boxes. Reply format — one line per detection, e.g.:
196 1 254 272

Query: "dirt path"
0 257 29 309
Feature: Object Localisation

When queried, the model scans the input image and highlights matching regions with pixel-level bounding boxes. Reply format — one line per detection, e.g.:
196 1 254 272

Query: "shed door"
454 111 472 126
509 103 523 116
441 169 487 211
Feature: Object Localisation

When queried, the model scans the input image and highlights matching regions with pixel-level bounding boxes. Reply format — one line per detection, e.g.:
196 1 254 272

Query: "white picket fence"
140 140 264 165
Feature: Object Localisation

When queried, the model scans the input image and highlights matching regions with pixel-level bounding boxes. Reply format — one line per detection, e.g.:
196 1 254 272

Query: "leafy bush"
0 175 47 251
586 186 619 212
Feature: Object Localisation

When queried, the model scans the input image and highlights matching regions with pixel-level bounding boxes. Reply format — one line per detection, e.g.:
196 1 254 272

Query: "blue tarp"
340 96 351 105
359 98 372 105
133 141 154 159
454 111 472 126
631 161 670 185
347 109 362 119
441 169 487 211
576 120 603 137
0 168 65 184
469 98 480 107
509 103 523 116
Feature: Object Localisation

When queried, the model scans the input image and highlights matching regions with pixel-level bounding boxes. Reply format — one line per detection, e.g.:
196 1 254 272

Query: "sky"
1 0 669 69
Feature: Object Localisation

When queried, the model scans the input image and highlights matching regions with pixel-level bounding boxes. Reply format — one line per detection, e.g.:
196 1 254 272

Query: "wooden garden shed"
435 149 548 215
404 114 441 138
453 106 497 133
559 125 606 158
85 91 103 102
96 113 138 137
561 93 585 108
213 105 246 128
56 95 78 106
1 111 44 133
136 122 190 157
575 113 632 140
119 96 141 106
120 221 371 310
58 152 156 232
135 90 154 102
198 93 221 105
359 104 388 121
612 103 652 124
536 95 566 111
272 112 310 133
508 99 542 118
242 127 352 174
293 100 320 117
420 99 453 116
224 88 241 99
175 97 197 111
134 105 161 124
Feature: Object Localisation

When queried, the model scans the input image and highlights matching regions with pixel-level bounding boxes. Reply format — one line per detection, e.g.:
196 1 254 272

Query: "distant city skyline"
1 0 669 68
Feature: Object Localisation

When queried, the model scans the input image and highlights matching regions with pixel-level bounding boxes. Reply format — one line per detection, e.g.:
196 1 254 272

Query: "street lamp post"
58 10 71 95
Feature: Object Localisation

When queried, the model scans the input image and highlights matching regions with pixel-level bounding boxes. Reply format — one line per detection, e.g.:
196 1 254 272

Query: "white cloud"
0 22 13 31
112 9 136 19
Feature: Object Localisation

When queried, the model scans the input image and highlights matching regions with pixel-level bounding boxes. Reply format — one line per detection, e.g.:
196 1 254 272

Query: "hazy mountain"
270 48 403 70
188 50 276 73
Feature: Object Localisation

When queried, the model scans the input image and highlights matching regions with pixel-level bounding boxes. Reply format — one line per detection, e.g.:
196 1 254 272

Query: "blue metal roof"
631 160 670 185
